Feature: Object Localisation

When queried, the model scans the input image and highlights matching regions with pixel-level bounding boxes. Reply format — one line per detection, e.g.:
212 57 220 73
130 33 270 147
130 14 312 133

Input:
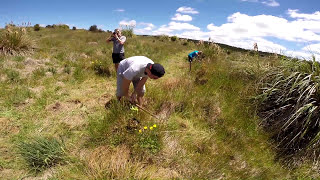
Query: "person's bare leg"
137 94 144 106
114 63 119 71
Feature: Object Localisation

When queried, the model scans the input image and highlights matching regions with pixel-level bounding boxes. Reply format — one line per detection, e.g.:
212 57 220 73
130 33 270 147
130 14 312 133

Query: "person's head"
114 29 121 36
198 51 203 54
146 63 165 79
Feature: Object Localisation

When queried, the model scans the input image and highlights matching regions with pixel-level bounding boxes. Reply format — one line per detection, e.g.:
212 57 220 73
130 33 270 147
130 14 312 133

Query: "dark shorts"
112 53 125 64
188 56 193 62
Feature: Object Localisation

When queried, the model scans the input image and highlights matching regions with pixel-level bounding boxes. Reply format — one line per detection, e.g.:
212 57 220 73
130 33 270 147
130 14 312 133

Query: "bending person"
117 56 165 106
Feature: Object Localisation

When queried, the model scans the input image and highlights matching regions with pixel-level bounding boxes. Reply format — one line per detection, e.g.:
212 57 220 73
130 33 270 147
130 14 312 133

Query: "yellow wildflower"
153 124 157 128
138 130 142 133
144 126 147 129
150 127 153 130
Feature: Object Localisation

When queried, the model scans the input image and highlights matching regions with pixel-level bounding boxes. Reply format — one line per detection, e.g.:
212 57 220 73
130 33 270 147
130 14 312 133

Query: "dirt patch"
126 118 140 131
98 93 113 107
84 145 132 179
29 86 45 96
163 77 181 90
23 168 56 180
20 58 50 78
0 117 20 135
45 100 87 128
156 101 176 121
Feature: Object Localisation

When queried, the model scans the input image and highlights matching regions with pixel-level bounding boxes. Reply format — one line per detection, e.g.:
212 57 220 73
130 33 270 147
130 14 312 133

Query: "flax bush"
256 56 320 158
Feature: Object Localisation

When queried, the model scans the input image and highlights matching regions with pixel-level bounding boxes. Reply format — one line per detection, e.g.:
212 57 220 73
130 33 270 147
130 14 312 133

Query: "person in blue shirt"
188 51 202 62
188 50 202 71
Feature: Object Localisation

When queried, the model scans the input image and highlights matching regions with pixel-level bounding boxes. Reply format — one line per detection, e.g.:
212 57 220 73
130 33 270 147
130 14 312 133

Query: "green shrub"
34 24 40 31
17 137 66 172
121 28 134 38
171 36 178 41
120 25 135 37
256 57 320 158
89 25 98 32
53 24 69 29
0 25 35 55
5 69 20 82
91 59 111 77
158 34 170 42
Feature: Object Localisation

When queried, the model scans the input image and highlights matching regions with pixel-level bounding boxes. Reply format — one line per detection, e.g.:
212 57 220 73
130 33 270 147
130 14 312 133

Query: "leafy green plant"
17 137 66 172
137 124 161 153
256 56 320 158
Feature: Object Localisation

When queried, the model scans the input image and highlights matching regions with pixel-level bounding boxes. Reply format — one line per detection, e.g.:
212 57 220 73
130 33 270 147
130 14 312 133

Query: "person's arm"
131 77 148 102
116 36 126 45
106 34 114 43
133 77 148 95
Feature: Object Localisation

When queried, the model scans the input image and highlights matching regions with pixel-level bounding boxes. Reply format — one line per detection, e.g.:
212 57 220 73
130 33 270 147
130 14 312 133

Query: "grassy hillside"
0 27 319 179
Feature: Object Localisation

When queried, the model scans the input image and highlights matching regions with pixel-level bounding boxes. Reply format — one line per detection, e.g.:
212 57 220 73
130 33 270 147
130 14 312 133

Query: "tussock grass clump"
256 57 320 159
0 25 35 55
17 137 66 172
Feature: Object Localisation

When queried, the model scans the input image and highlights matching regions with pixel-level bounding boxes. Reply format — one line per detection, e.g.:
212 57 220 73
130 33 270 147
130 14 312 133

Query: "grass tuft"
17 136 66 172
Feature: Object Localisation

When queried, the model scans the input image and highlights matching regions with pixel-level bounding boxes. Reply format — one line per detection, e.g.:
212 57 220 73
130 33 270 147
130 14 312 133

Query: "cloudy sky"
1 0 320 60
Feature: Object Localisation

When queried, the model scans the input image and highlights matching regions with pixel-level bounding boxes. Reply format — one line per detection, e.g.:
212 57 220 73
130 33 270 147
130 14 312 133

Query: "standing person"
107 29 126 71
188 50 202 71
253 42 258 51
117 56 165 106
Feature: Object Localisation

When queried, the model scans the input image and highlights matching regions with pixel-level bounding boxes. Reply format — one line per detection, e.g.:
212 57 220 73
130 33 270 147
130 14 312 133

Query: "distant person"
253 42 258 51
188 50 202 71
107 29 126 71
117 56 165 106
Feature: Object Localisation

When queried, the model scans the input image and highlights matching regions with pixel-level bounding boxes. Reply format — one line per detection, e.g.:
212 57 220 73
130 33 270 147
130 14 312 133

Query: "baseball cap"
147 63 165 78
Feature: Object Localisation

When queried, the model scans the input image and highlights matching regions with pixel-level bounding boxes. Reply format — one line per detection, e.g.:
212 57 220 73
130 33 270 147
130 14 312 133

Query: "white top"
118 56 154 81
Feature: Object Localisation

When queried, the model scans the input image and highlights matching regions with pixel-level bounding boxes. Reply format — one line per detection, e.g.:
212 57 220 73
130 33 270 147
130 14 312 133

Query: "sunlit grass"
0 26 318 179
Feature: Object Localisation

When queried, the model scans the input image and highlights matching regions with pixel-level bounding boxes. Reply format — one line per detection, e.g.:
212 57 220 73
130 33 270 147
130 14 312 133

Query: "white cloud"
152 22 200 35
114 9 125 12
176 6 199 14
171 13 192 22
134 22 156 35
302 43 320 56
285 50 315 60
262 0 279 7
241 0 258 2
119 20 136 27
288 9 320 21
133 8 319 61
240 0 279 7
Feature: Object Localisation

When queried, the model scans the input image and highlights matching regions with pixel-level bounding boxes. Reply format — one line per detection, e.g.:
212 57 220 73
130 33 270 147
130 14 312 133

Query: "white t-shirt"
118 56 154 81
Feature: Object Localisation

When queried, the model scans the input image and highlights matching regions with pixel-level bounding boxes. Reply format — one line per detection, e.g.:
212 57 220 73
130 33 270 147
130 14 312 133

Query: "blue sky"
1 0 320 60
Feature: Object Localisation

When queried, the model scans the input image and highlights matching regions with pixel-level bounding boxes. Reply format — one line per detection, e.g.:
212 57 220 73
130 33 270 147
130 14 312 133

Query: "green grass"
17 136 66 172
0 27 318 179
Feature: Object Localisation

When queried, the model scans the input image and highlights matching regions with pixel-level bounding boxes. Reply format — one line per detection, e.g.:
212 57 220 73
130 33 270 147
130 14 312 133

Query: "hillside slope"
0 28 318 179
